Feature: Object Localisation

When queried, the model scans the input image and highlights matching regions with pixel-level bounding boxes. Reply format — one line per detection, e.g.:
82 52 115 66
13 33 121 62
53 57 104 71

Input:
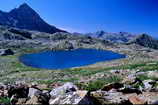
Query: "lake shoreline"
19 48 126 70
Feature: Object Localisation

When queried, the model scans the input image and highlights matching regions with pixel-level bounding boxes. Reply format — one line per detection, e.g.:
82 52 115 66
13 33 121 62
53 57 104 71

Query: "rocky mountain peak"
10 3 36 15
130 34 154 42
19 3 31 9
96 30 106 37
0 3 65 34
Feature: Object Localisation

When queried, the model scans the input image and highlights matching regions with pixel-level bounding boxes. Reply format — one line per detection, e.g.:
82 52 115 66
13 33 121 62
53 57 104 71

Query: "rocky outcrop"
0 26 26 40
0 49 14 56
0 79 157 105
50 82 78 98
51 41 74 51
127 34 158 49
8 28 32 39
49 90 93 105
28 88 42 98
0 3 65 34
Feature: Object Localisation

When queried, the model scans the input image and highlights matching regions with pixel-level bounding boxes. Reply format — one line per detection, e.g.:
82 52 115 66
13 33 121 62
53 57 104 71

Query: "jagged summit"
10 3 37 17
19 3 30 8
11 3 35 12
0 3 65 34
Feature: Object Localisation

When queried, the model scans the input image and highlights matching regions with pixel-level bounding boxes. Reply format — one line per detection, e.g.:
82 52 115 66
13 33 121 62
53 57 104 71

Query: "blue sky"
0 0 158 38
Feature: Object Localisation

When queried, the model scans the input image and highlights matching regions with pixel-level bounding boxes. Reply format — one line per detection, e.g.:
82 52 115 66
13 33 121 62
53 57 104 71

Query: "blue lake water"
19 49 126 69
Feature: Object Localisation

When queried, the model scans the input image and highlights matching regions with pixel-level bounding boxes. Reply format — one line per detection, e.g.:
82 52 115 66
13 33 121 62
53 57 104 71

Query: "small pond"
19 49 126 69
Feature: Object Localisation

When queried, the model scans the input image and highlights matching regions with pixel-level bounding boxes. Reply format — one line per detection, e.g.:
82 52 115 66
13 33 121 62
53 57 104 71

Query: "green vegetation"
11 59 40 72
137 74 151 81
136 72 158 82
37 77 79 84
85 80 105 91
0 47 158 85
76 75 122 91
65 61 158 77
139 62 158 71
0 97 10 105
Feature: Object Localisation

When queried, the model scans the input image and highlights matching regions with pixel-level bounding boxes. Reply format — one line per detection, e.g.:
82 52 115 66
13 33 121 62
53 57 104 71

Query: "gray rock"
27 88 50 105
49 90 93 105
50 82 78 98
143 80 156 91
90 90 133 104
28 88 42 98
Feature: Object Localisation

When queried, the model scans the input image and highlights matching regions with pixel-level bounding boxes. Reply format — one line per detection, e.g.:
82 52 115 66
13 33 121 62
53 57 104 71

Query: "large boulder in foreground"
50 82 78 98
28 88 42 98
49 90 93 105
49 82 93 105
26 92 50 105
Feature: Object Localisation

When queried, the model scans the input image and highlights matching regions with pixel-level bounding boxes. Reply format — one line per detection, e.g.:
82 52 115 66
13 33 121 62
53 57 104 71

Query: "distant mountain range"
0 3 65 34
85 30 158 49
86 31 136 43
0 3 158 50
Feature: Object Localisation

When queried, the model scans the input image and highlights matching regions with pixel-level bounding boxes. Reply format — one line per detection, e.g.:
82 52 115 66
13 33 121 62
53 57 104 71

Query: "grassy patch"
66 68 104 76
36 77 79 85
139 62 158 71
137 73 158 81
37 80 55 84
76 75 122 91
66 62 153 77
137 74 151 81
11 60 40 72
0 97 10 105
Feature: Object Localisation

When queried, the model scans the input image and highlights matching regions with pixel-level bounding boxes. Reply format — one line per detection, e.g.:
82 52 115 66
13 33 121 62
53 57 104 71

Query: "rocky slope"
0 3 65 34
87 30 158 50
0 25 113 51
1 69 158 105
127 34 158 49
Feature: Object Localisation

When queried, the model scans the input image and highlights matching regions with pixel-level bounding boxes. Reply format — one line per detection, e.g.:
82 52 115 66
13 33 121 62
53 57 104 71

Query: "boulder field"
0 72 158 105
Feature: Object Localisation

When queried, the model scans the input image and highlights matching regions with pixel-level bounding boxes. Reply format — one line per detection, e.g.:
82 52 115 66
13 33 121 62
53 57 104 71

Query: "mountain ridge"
0 3 66 34
127 33 158 49
86 31 136 43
